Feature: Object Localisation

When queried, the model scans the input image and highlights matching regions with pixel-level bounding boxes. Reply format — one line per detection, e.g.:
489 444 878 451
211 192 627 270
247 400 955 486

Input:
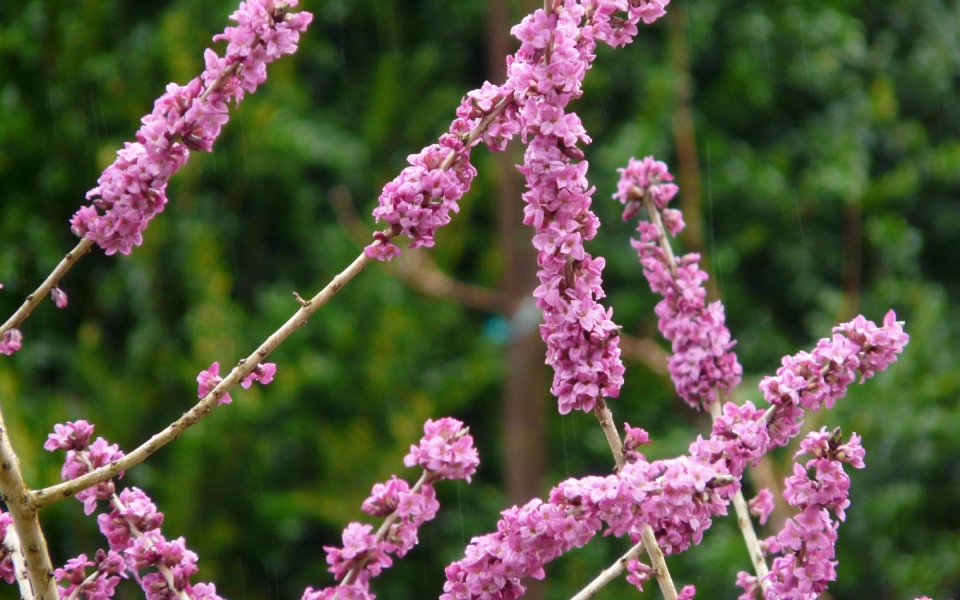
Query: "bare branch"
3 521 36 600
28 246 375 510
568 540 645 600
0 238 94 339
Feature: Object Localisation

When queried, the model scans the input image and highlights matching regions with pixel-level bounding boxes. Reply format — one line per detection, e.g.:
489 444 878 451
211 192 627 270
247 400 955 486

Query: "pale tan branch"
29 93 510 511
28 246 374 510
3 521 36 600
0 408 60 599
568 540 646 600
0 238 94 339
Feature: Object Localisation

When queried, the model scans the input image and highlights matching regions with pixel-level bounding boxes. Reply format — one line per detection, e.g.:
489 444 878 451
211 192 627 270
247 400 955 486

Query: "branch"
568 540 645 600
29 91 511 511
634 181 772 587
330 186 670 373
0 408 60 599
0 238 94 338
3 520 36 600
28 246 374 510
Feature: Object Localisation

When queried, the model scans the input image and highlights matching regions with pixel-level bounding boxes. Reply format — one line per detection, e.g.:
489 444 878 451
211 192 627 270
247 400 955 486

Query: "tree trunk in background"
488 0 548 519
668 3 719 301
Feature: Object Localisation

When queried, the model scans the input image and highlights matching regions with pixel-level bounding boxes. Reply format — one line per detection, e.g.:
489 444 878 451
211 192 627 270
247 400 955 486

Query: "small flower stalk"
303 417 479 600
736 429 865 600
617 156 742 410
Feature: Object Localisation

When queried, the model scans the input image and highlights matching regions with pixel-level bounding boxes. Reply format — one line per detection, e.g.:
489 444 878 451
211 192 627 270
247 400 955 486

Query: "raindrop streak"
793 189 806 247
706 141 725 301
560 416 570 477
799 19 813 95
759 8 773 89
457 480 466 548
238 559 248 600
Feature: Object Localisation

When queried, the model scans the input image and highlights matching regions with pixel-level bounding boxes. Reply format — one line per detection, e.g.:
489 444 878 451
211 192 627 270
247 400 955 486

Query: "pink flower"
748 488 775 526
72 0 312 256
241 362 276 388
0 328 22 356
403 418 479 482
678 585 697 600
44 420 95 452
51 286 69 308
197 362 232 405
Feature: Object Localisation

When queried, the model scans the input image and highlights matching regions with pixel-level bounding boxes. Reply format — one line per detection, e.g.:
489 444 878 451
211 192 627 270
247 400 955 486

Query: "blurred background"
1 0 959 598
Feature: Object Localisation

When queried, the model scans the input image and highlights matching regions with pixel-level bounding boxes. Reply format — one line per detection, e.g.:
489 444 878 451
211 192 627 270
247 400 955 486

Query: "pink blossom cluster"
70 0 312 256
47 423 223 600
0 328 22 356
403 418 480 482
45 420 125 515
367 0 672 414
442 313 907 600
748 488 775 526
737 429 865 600
761 310 909 448
618 156 742 409
303 417 479 600
441 421 742 600
365 81 525 259
509 0 648 415
197 360 277 405
55 550 126 600
0 512 15 584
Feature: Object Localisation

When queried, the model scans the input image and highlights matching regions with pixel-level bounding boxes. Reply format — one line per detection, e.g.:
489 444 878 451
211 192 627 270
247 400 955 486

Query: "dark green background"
1 0 959 599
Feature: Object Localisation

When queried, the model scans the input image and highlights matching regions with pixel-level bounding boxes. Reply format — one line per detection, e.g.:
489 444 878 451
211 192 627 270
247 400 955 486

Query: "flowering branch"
0 0 313 356
305 418 479 600
617 156 769 586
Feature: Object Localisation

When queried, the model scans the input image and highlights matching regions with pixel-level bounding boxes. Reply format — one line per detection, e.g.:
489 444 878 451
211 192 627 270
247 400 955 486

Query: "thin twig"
568 540 645 600
0 408 60 599
28 246 375 510
3 521 36 600
0 238 94 339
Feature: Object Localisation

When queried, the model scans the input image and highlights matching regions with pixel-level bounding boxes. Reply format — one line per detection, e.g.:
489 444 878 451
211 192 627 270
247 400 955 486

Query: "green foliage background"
1 0 959 599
